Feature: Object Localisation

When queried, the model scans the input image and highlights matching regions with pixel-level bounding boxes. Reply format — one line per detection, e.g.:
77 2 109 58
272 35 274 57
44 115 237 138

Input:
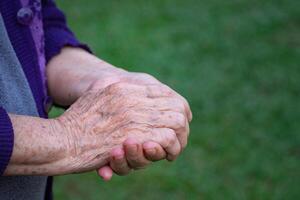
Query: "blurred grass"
50 0 300 199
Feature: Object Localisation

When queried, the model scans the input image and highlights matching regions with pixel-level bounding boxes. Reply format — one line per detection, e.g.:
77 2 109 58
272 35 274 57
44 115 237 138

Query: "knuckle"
174 144 181 155
175 113 186 129
171 98 185 113
179 101 186 113
166 130 177 147
181 139 188 150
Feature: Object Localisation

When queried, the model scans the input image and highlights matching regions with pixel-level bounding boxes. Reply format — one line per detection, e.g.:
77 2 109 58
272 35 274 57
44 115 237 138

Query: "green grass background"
50 0 300 199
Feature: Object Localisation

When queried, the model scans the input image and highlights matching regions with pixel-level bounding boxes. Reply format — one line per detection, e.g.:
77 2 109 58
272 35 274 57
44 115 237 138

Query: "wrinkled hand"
89 72 192 180
56 81 191 174
97 138 167 180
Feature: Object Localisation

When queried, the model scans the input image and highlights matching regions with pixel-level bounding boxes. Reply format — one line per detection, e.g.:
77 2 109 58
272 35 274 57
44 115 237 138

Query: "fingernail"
102 172 111 181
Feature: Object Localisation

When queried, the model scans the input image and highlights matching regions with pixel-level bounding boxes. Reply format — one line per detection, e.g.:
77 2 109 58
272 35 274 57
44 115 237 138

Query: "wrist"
47 46 128 105
53 111 111 174
4 115 70 175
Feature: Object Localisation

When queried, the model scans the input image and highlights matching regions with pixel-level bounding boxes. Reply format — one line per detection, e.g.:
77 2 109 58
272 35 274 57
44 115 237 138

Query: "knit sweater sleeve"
41 0 92 63
0 107 14 175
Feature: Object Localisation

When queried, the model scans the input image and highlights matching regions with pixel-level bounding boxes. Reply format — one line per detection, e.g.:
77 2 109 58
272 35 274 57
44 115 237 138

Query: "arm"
46 47 126 106
4 114 68 175
41 0 191 120
42 0 191 179
3 83 185 176
46 47 191 180
41 0 170 179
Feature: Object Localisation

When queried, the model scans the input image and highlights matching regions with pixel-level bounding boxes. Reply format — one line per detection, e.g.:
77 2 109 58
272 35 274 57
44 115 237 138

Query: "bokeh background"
49 0 299 199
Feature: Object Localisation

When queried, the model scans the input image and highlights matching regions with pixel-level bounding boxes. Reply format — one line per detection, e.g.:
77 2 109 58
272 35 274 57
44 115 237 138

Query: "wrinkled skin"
4 47 192 177
56 81 191 174
46 47 192 178
89 72 192 179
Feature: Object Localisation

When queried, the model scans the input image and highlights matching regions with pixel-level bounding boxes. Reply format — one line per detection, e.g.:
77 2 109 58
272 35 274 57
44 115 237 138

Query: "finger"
134 110 186 130
182 118 190 149
124 100 189 150
177 95 193 122
145 84 193 122
145 84 174 98
149 128 181 161
109 147 131 176
136 110 188 149
142 97 186 117
160 84 193 122
124 138 151 170
169 89 193 122
174 117 189 149
107 82 192 122
142 110 186 129
143 141 166 161
97 166 113 181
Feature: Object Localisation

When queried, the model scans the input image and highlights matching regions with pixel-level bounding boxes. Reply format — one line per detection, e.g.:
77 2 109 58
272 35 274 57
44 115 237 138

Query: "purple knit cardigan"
0 0 90 199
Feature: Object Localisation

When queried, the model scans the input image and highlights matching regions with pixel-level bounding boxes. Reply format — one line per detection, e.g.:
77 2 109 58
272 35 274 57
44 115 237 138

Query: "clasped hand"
57 73 192 180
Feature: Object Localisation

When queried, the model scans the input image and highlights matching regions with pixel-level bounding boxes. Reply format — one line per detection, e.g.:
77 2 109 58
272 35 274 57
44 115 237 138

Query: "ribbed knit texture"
0 108 13 175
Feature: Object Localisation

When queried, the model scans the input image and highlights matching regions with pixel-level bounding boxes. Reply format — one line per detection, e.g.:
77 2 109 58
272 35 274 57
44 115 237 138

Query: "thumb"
97 165 113 181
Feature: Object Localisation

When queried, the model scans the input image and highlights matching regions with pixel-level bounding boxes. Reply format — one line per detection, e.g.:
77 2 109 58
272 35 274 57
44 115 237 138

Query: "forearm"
46 47 126 106
4 114 69 176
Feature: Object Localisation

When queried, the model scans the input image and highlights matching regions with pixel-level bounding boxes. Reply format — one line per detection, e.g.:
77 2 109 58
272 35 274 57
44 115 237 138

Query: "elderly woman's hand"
55 81 190 174
88 72 192 180
47 47 192 176
97 139 167 180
